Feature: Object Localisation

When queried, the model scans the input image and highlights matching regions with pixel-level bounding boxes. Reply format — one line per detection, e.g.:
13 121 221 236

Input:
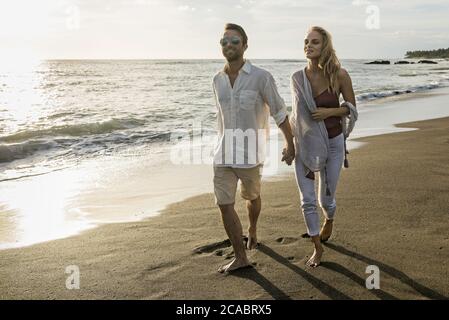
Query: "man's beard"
224 50 241 62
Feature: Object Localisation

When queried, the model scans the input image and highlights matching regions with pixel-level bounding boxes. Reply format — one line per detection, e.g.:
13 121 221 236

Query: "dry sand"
1 116 448 300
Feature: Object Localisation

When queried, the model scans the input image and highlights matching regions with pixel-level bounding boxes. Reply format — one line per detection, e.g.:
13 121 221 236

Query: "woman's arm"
311 68 356 121
336 68 356 116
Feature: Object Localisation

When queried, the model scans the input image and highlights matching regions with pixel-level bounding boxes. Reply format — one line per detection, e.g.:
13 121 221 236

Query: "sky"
0 0 448 60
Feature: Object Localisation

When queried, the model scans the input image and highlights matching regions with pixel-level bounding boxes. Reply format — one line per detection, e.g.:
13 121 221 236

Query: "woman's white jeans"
294 133 345 236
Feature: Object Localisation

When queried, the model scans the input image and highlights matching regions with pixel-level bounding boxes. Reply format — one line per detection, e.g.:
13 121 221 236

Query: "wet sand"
1 116 449 300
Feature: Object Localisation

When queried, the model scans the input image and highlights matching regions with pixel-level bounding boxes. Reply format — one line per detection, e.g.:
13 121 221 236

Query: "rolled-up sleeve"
262 74 288 126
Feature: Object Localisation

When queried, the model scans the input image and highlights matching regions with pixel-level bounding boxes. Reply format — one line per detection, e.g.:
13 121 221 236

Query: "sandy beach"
1 110 448 299
1 0 449 303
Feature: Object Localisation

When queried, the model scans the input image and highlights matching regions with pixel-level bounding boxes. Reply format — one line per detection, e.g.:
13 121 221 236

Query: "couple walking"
212 23 358 273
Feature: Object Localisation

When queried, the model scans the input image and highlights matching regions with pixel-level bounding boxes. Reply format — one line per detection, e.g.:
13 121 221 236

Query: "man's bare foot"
218 257 251 273
247 228 258 250
306 246 323 268
319 219 333 242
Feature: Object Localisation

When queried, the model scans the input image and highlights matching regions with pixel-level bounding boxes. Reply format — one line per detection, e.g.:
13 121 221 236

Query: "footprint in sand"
193 239 231 254
275 236 298 245
193 235 257 257
224 252 235 259
271 203 294 209
139 262 181 280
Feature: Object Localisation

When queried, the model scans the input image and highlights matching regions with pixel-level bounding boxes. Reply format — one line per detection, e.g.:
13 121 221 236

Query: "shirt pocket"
239 90 258 111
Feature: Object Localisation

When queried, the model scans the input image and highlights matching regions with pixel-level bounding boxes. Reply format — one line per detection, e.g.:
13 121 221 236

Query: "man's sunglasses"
220 36 241 47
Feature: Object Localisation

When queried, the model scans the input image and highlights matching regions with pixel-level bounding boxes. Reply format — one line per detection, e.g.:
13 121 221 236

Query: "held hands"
311 108 334 121
281 143 295 166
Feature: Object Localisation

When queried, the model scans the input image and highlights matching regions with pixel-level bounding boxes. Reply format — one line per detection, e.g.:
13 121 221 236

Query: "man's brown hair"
224 23 248 45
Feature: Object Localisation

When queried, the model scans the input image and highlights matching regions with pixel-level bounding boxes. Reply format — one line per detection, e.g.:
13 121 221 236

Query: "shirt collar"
241 59 252 74
221 59 252 75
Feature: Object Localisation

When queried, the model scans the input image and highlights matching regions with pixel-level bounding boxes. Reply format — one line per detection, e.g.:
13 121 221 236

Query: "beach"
2 59 449 249
1 111 448 299
1 0 449 302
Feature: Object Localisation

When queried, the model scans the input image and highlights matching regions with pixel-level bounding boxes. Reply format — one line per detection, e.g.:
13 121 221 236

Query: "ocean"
1 58 449 248
1 59 449 182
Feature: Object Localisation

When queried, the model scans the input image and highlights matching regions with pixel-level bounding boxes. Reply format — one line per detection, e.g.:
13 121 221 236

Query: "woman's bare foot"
306 236 324 268
247 227 258 250
319 219 333 242
306 246 323 268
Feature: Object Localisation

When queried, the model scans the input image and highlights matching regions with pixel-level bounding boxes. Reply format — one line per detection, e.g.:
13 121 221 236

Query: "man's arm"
262 74 295 165
278 116 295 166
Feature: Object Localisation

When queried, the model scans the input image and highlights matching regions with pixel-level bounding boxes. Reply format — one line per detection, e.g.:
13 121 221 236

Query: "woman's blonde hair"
307 26 341 94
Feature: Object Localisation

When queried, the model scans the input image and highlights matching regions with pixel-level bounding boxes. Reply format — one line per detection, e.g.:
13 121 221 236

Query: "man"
212 23 295 273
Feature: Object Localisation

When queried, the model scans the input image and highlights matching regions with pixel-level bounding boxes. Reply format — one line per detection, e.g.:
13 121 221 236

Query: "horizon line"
26 57 426 61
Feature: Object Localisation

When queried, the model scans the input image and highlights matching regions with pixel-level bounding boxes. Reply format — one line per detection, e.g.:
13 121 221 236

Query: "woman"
289 26 358 267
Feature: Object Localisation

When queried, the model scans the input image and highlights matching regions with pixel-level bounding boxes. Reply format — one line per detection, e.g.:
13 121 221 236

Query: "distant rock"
395 61 411 64
418 60 438 64
365 60 390 65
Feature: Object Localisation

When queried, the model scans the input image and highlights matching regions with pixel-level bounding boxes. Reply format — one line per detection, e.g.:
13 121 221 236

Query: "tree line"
405 48 449 58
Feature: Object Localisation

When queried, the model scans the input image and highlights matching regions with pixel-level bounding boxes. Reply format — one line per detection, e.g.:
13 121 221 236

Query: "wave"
0 118 146 143
0 128 176 165
152 60 212 65
356 81 446 102
47 111 77 120
0 167 69 183
430 67 449 71
0 140 57 163
272 59 302 63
